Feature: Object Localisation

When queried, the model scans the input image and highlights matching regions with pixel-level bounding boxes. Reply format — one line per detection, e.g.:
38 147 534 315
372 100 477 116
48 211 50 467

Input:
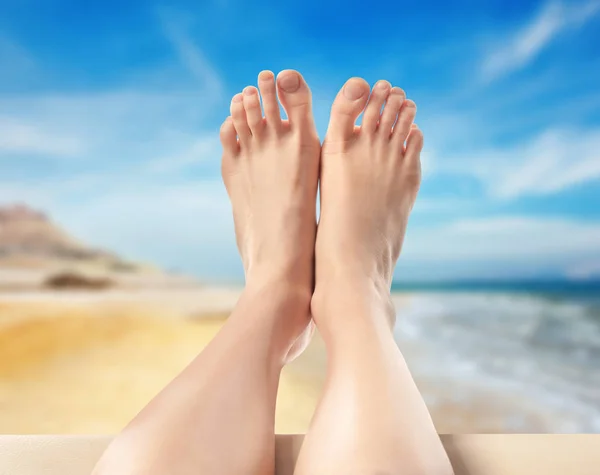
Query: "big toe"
326 77 370 141
276 69 315 130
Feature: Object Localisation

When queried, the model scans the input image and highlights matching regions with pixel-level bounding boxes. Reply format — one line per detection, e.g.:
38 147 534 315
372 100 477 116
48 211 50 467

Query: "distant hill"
0 203 138 272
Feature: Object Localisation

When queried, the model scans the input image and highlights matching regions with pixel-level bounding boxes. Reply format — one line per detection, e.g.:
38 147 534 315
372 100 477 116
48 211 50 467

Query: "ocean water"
391 281 600 432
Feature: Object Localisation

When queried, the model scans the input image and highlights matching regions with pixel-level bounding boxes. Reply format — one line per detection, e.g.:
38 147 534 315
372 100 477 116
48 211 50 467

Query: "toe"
403 125 423 189
230 93 252 145
326 77 370 141
362 80 391 133
258 70 282 129
405 124 424 158
378 87 406 137
242 86 264 136
276 69 314 130
392 99 417 144
219 116 239 155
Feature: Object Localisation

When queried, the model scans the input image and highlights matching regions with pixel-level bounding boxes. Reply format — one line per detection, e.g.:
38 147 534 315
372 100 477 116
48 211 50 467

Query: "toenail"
343 80 367 100
232 94 243 103
375 80 391 91
244 86 257 96
390 87 405 97
258 70 275 81
278 72 301 92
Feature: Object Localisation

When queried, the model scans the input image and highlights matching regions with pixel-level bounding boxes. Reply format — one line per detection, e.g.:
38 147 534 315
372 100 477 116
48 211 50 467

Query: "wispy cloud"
0 90 221 176
429 126 600 200
406 216 600 260
400 216 600 280
146 134 221 174
0 35 35 79
0 9 226 170
471 128 600 200
481 0 600 82
157 9 224 100
0 116 84 156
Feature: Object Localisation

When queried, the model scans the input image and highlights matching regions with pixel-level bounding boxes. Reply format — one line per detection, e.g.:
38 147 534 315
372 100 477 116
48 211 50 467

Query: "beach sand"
0 286 556 434
0 286 323 434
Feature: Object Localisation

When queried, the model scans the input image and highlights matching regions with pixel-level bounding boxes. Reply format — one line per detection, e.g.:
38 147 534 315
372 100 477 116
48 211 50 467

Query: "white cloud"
62 180 237 265
480 128 600 199
0 89 223 178
0 116 85 156
411 197 476 215
434 127 600 200
481 0 600 81
0 13 225 171
404 216 600 267
157 9 224 100
146 134 222 174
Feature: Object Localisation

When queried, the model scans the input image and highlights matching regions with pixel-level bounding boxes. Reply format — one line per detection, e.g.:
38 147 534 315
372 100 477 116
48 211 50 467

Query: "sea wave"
394 292 600 432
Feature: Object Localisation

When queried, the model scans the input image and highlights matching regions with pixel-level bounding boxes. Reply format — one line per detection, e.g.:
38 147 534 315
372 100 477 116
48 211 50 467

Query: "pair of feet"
220 69 423 362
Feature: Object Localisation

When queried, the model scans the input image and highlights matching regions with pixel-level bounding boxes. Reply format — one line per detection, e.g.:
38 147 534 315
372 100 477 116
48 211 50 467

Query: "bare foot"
219 69 320 361
314 78 423 328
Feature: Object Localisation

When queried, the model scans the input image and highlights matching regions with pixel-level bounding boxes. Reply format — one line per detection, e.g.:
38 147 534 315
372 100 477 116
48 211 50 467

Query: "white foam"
394 292 600 432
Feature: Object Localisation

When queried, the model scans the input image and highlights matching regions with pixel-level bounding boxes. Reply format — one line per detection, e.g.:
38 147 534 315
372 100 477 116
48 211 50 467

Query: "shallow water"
394 292 600 432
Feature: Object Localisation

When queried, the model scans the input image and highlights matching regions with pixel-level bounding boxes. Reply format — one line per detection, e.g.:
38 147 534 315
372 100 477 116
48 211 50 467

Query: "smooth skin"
91 70 453 475
296 77 452 474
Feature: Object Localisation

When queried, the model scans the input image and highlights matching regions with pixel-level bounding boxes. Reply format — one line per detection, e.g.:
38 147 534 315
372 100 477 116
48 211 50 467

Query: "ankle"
230 280 312 363
245 258 313 294
241 278 313 337
311 274 396 335
315 254 395 292
243 277 312 312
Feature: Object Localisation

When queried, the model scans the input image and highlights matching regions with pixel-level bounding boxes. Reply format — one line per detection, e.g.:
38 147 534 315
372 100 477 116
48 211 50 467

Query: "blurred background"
1 0 599 434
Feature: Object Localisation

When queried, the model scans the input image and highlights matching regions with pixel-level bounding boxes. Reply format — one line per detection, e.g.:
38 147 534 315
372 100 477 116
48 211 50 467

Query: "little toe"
392 99 417 144
242 86 264 136
403 125 424 189
326 77 370 142
276 69 315 130
219 116 239 155
258 70 282 129
230 93 252 145
362 80 391 133
378 87 406 137
405 124 424 159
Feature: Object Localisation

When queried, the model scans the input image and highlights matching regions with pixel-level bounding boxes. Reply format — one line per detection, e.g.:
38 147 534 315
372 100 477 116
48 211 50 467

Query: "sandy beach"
0 286 323 434
1 284 598 434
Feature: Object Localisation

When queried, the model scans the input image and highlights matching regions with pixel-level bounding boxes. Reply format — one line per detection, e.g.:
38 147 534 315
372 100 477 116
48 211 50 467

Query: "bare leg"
294 79 453 475
92 69 320 475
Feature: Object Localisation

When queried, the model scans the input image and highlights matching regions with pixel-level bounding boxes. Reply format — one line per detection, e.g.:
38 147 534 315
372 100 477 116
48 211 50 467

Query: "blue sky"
1 0 599 282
